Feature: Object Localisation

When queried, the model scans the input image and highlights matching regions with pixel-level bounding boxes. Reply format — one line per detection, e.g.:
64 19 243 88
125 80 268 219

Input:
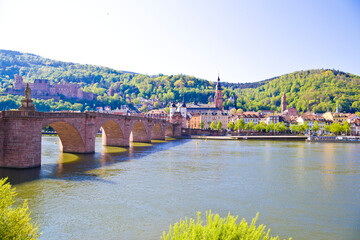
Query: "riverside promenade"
179 135 308 141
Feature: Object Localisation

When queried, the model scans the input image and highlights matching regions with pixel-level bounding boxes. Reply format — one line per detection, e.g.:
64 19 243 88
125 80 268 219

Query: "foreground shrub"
0 178 41 240
162 210 291 240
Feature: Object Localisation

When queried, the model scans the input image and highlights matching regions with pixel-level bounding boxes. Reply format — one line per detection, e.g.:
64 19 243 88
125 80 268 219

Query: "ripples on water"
0 137 359 240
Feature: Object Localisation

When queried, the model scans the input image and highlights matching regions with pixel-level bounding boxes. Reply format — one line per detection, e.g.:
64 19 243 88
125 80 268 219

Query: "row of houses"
229 111 360 135
144 107 360 135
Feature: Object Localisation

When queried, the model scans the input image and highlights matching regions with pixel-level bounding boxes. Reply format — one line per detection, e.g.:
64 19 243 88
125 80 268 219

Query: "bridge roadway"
0 110 181 168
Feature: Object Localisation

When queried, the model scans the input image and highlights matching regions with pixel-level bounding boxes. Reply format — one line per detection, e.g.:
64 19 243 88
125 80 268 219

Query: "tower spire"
216 74 221 90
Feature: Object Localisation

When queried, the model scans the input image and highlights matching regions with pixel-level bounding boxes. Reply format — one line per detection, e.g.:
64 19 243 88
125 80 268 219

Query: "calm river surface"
1 136 359 240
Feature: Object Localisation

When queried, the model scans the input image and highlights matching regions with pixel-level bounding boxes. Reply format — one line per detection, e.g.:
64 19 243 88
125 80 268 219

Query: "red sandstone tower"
281 93 287 113
215 76 223 111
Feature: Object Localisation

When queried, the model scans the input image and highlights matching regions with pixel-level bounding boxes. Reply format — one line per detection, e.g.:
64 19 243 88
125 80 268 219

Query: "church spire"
216 74 222 91
281 93 287 113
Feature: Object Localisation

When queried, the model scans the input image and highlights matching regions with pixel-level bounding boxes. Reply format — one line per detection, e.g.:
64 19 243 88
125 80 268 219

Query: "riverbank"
177 135 308 141
306 136 360 143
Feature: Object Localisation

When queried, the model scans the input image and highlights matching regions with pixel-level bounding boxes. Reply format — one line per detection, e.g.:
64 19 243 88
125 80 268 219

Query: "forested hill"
236 69 360 113
0 49 360 113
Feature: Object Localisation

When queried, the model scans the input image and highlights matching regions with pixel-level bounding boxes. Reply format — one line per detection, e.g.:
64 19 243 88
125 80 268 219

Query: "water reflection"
0 136 189 185
322 143 336 191
1 138 359 240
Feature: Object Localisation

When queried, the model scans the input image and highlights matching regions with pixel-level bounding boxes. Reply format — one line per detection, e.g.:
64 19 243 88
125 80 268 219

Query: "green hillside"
1 49 360 113
236 69 360 113
0 49 225 111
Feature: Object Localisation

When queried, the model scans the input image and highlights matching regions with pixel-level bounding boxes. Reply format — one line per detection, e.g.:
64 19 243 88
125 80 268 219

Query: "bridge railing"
0 110 172 124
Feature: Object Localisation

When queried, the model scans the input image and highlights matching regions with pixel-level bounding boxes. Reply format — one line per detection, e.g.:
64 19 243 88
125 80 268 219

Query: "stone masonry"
0 111 181 168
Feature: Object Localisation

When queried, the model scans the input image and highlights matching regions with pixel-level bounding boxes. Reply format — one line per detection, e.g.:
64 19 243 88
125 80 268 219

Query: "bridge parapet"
1 110 44 118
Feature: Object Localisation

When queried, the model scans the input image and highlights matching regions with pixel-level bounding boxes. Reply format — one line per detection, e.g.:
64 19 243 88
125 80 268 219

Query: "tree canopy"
1 50 360 113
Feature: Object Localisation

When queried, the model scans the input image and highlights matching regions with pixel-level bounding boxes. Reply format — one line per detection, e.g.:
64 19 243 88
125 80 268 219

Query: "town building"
323 112 350 123
189 114 201 129
231 111 263 125
189 110 229 129
347 114 360 123
350 119 360 136
262 114 281 125
297 112 330 134
146 109 170 121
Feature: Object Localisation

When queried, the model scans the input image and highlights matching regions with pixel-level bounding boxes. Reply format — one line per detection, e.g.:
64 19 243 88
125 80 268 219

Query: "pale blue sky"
0 0 359 83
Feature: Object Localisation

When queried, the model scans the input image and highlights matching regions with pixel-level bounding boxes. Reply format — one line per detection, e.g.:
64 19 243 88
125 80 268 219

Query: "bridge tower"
0 85 42 168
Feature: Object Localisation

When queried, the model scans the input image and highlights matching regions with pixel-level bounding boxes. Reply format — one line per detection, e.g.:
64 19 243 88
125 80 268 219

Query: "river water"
0 136 359 240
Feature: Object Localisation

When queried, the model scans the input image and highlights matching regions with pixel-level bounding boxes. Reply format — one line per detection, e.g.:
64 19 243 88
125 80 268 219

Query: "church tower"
215 75 223 111
281 93 287 113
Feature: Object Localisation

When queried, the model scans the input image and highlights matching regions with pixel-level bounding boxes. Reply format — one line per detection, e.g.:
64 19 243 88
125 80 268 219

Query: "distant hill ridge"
1 49 360 113
0 49 263 88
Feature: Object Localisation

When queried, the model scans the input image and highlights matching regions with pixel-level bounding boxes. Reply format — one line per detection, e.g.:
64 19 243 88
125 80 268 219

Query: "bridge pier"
130 132 152 143
102 135 129 147
0 114 42 168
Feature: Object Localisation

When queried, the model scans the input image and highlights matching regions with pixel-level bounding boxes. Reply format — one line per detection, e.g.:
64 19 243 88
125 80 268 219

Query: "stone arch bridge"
0 111 181 168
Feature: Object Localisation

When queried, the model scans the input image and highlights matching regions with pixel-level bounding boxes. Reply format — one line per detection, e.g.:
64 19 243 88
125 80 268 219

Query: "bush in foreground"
0 178 41 240
162 210 291 240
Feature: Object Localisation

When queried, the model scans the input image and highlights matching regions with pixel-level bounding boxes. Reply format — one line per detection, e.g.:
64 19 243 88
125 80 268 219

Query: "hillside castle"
6 75 95 101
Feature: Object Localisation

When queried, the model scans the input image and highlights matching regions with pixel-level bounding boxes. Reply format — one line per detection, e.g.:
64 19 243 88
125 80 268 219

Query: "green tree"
162 210 291 240
330 122 342 135
153 102 159 109
254 123 262 132
229 108 237 115
246 120 255 131
290 124 299 133
0 178 41 240
227 121 234 130
275 122 287 132
200 121 205 129
266 122 275 133
235 119 245 131
210 121 216 130
298 122 309 134
217 121 222 130
312 121 319 132
342 121 351 135
139 104 148 112
254 122 267 132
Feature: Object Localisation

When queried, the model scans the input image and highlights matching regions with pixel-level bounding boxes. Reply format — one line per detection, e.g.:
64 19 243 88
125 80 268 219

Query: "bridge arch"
130 121 150 143
151 123 165 140
100 120 127 147
42 121 86 153
165 125 174 137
